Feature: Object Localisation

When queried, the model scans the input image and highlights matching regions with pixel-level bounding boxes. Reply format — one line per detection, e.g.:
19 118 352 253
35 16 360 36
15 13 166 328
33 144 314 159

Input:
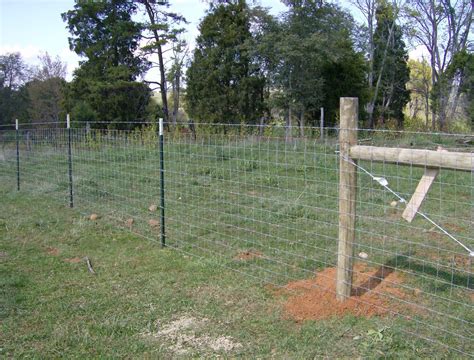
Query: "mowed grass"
1 128 473 357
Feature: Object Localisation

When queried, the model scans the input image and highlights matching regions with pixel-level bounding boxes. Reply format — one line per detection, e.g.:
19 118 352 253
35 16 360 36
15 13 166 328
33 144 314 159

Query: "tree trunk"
258 116 265 138
142 0 169 125
368 19 396 129
299 110 305 138
285 106 292 143
172 70 180 126
188 118 196 141
424 93 429 128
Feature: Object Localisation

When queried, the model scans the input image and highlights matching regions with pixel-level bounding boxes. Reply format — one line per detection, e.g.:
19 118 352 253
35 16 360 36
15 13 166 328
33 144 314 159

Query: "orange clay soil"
283 263 416 321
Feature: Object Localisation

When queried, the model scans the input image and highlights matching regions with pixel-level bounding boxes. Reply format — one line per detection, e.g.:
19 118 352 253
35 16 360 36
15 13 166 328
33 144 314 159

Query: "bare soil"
143 316 242 355
234 250 263 261
281 263 419 321
46 247 60 256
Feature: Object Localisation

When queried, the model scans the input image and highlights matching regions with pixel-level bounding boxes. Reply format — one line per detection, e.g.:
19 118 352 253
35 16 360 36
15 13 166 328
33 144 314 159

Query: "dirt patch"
444 223 465 233
234 250 263 261
46 247 60 256
282 263 418 321
148 219 160 228
143 316 242 355
64 257 82 263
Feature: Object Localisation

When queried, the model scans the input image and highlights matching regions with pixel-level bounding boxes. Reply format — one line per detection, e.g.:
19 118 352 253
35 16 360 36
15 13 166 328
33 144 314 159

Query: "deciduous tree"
0 53 30 125
405 0 473 130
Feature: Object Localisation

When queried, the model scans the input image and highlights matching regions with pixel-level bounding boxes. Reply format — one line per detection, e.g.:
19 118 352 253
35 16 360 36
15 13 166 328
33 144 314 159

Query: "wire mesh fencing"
0 119 472 356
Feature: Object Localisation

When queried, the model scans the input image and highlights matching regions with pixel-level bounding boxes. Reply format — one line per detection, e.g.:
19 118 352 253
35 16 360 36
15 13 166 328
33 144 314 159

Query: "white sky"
0 0 425 82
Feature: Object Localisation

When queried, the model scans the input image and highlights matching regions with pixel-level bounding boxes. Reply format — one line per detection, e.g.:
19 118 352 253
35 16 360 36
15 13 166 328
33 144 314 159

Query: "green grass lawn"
1 128 472 357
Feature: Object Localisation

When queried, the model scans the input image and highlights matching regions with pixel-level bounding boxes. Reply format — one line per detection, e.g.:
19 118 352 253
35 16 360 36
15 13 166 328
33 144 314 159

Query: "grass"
1 128 473 357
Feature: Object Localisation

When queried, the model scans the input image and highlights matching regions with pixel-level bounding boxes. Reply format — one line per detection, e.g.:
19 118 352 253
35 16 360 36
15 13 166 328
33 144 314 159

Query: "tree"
407 58 432 126
272 1 366 134
0 53 30 125
167 39 188 126
186 0 265 126
405 0 473 130
27 53 67 124
139 0 186 125
372 0 410 127
350 0 381 126
435 49 474 128
62 0 151 128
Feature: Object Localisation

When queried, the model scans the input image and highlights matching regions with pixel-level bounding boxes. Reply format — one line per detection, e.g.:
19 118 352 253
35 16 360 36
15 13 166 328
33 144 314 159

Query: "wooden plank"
402 168 439 222
336 98 358 301
349 145 474 172
402 147 447 222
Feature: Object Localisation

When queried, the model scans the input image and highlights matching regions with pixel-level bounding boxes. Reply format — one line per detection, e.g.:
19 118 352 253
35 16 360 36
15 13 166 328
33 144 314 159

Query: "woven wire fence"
0 121 472 355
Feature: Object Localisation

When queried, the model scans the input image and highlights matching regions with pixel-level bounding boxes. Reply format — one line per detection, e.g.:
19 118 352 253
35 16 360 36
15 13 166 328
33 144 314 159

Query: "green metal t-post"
159 118 166 247
15 119 20 191
67 114 74 208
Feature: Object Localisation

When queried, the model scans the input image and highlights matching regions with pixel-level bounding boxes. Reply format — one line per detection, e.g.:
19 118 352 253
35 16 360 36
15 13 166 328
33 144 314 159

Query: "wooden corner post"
336 98 358 301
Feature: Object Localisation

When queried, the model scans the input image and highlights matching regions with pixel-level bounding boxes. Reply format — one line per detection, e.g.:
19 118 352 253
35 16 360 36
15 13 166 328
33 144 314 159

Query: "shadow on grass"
386 253 472 291
351 265 395 296
350 253 472 299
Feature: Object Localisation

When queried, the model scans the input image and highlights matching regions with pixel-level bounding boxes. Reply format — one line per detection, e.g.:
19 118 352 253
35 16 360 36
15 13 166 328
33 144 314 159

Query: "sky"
0 0 425 81
0 0 288 80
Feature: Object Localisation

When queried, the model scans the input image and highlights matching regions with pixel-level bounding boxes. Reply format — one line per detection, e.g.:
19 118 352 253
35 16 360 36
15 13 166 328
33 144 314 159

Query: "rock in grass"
358 252 368 259
148 204 158 212
148 219 159 228
390 201 398 207
89 213 99 221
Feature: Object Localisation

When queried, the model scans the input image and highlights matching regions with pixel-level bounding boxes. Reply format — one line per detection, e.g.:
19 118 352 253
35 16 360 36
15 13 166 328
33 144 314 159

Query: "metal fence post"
67 114 74 208
15 119 20 191
320 107 324 141
159 118 166 247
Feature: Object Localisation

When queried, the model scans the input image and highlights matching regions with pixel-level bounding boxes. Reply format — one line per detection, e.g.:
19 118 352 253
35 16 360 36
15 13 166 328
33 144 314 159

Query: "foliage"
167 39 189 125
372 0 410 128
186 0 265 125
26 53 68 124
404 0 473 130
406 58 431 127
26 78 66 123
138 0 187 124
433 49 474 129
0 53 30 125
269 1 367 127
62 0 151 128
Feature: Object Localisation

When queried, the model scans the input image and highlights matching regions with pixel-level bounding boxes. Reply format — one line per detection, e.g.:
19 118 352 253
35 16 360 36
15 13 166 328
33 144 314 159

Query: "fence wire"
0 122 472 356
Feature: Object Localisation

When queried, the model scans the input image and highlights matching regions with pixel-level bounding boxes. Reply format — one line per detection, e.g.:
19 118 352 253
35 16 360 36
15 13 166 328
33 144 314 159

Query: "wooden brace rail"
350 145 474 172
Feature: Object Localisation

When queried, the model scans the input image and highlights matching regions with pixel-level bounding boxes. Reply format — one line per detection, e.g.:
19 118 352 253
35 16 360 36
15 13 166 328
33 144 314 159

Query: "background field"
1 125 473 357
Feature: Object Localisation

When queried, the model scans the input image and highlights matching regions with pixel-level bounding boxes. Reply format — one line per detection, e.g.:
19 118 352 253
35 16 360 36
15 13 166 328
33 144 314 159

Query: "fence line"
0 104 473 356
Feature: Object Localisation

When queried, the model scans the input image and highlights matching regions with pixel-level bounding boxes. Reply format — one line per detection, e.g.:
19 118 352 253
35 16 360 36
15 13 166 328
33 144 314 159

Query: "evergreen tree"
185 0 265 125
372 1 410 128
62 0 151 128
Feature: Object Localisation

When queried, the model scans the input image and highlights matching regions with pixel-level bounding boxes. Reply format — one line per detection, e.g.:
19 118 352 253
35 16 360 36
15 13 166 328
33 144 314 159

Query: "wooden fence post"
336 98 358 301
